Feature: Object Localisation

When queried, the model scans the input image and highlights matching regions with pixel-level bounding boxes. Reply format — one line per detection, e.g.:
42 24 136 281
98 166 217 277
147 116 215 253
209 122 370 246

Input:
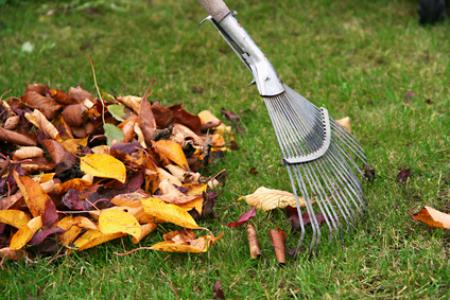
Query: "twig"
88 56 106 125
114 246 154 256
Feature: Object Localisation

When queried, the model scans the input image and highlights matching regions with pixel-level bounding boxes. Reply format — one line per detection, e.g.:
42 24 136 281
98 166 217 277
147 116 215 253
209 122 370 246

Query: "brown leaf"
363 164 376 181
68 86 94 103
0 127 36 146
397 168 411 183
49 88 73 105
3 115 20 130
213 280 225 300
138 98 156 144
42 139 73 165
151 102 173 128
21 91 62 120
26 83 48 95
61 104 87 127
248 167 258 175
25 109 61 140
220 108 240 123
411 206 450 229
170 105 201 133
336 116 352 133
171 123 203 145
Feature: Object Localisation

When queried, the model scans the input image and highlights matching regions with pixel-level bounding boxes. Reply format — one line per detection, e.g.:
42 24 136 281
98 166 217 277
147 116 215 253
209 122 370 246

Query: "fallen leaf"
213 280 225 300
10 216 43 250
141 197 200 229
103 123 125 146
220 108 240 123
240 187 305 211
61 104 87 126
73 230 125 251
336 116 352 133
0 247 28 261
149 230 220 253
0 127 36 146
170 105 202 133
24 109 61 139
131 222 157 244
248 167 258 175
21 91 62 120
12 146 44 160
138 98 156 144
412 206 450 229
246 224 261 259
80 153 126 183
99 208 141 240
397 168 411 183
108 104 126 121
153 140 189 170
363 164 376 181
198 110 221 129
227 207 256 228
0 210 31 228
13 171 49 217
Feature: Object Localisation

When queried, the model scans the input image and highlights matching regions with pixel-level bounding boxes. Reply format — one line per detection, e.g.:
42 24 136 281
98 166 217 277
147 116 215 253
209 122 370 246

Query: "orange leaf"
74 230 125 251
131 223 157 244
0 210 31 228
412 206 450 229
153 140 188 170
9 216 43 250
13 171 49 217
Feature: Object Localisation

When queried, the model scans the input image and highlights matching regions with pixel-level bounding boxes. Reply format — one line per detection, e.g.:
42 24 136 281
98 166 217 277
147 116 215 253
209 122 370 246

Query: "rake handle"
198 0 231 22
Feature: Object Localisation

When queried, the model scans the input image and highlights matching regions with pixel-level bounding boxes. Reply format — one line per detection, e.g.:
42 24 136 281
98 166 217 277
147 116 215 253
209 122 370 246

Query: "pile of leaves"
0 83 232 262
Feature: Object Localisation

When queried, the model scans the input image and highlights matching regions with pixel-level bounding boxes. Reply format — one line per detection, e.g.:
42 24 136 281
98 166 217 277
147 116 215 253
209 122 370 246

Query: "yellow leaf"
240 187 306 211
80 153 126 183
13 171 49 217
56 216 97 231
153 140 188 170
99 208 141 240
150 240 208 253
61 137 88 154
412 206 450 229
10 216 43 250
178 198 203 214
198 110 221 127
131 223 157 244
59 226 82 246
141 197 199 229
73 230 125 251
0 210 30 228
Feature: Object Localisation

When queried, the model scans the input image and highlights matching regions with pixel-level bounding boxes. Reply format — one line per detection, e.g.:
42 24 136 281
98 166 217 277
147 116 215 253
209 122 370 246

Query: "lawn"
0 0 449 299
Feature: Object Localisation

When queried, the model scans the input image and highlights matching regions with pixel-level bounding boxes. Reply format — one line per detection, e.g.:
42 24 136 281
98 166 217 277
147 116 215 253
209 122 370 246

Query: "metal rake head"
264 85 367 252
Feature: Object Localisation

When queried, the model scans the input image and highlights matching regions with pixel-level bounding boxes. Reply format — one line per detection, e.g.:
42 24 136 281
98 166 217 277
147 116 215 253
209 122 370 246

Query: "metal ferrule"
209 13 285 97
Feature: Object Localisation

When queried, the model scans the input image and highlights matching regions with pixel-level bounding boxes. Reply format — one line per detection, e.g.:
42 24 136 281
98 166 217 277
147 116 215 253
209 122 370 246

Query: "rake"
198 0 367 252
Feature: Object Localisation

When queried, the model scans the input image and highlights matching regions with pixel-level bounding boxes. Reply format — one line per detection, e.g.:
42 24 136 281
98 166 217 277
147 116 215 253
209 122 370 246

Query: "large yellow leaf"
80 153 126 183
99 208 141 240
141 197 199 229
10 216 43 250
152 140 188 170
13 171 49 217
73 230 125 251
178 198 203 214
0 210 31 228
240 187 306 211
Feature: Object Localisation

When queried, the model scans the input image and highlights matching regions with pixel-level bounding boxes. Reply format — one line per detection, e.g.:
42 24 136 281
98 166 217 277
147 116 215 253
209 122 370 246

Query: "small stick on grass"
246 224 261 259
269 228 286 264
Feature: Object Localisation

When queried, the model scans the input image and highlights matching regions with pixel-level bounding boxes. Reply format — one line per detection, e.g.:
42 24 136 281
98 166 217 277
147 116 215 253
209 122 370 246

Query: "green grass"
0 0 449 299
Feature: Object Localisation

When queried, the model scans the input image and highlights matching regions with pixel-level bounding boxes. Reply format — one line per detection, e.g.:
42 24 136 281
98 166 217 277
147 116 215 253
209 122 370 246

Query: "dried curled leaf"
25 109 61 140
131 222 157 244
240 187 306 211
99 208 142 240
141 197 199 229
0 127 36 146
80 153 126 183
412 206 450 229
12 146 44 160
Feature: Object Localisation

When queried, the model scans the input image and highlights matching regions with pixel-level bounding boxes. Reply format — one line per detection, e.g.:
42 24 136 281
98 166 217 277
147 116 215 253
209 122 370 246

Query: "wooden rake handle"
198 0 231 22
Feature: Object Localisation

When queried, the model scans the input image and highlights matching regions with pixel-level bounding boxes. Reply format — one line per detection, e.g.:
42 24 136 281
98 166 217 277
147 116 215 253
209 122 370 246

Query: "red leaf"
170 105 201 133
227 207 256 228
151 102 173 128
42 199 58 227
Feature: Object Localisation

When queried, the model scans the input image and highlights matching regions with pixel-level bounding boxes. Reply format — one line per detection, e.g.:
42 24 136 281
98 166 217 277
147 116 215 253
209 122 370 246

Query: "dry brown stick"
269 228 286 264
246 224 261 259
